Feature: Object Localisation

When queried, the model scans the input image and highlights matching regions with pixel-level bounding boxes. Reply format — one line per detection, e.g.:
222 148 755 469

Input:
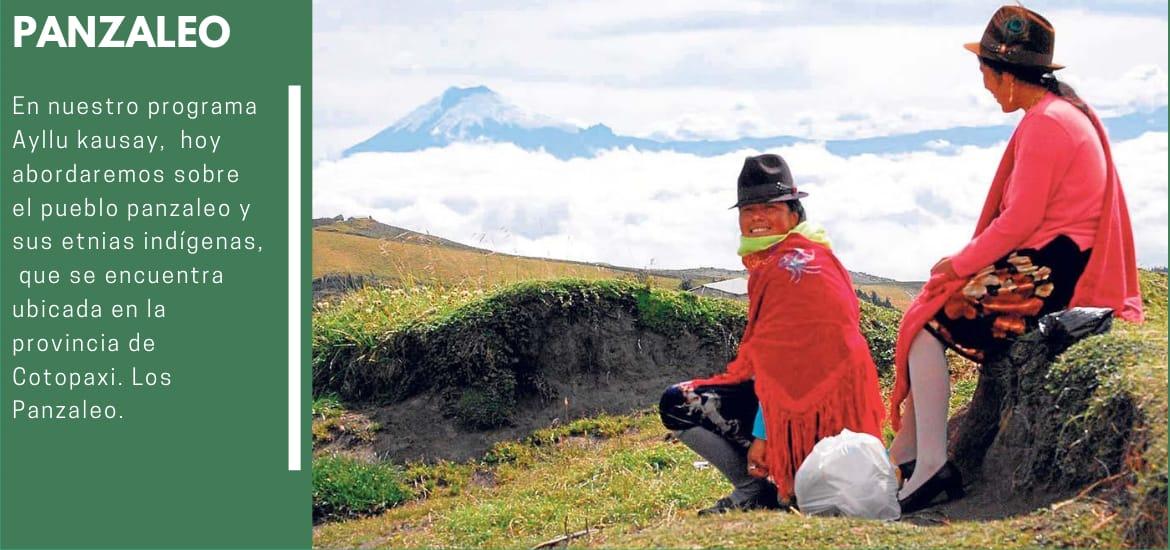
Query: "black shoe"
898 459 917 481
697 497 737 516
756 486 781 510
697 487 780 516
898 461 965 514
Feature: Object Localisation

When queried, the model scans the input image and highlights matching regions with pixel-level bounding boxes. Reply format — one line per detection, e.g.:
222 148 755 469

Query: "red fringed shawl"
691 234 885 498
888 101 1144 431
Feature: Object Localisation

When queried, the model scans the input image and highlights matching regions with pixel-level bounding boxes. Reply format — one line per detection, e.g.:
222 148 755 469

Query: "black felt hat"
964 5 1064 71
730 154 808 209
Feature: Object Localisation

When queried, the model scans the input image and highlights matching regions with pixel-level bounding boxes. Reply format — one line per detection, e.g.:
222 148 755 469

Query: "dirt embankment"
313 280 899 463
933 272 1168 548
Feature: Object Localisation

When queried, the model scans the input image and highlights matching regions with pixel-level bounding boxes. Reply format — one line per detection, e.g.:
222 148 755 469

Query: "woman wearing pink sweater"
889 5 1144 514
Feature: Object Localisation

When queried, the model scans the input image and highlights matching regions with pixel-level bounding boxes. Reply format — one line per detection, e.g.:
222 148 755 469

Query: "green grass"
1138 270 1168 327
312 379 1151 548
313 454 412 522
948 373 979 416
311 368 992 548
859 301 901 374
401 460 477 500
313 284 488 353
1040 271 1168 547
311 272 1167 549
1055 271 1168 546
312 395 344 419
603 501 1125 549
313 406 1129 549
527 413 637 446
633 285 746 336
314 412 726 548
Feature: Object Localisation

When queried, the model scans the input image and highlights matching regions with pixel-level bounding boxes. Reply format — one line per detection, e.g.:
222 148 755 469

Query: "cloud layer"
313 132 1168 281
313 1 1168 160
312 1 1167 280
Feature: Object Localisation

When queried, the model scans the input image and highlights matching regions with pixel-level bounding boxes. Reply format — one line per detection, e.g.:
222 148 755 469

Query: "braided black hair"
980 57 1091 117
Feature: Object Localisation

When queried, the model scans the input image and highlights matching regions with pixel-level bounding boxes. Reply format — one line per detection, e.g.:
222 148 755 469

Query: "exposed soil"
367 314 736 463
314 409 382 462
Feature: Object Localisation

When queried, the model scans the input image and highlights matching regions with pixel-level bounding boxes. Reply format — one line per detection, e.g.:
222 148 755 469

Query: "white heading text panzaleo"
13 15 229 48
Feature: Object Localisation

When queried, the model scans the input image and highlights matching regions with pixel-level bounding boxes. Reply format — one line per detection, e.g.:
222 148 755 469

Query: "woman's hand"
747 439 769 479
930 257 959 280
924 257 961 295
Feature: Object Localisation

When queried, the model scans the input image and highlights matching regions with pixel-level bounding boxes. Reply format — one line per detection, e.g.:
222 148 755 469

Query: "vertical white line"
288 85 302 472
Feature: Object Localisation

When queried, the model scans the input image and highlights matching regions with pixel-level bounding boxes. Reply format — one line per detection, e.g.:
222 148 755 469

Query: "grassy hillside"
312 272 1167 549
314 215 485 252
856 281 924 311
313 230 681 288
312 215 923 310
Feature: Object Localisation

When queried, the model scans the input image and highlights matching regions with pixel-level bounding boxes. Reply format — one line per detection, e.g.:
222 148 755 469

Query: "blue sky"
312 1 1168 279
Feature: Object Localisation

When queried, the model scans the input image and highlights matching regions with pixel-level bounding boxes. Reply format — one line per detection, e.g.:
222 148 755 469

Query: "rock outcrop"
946 308 1141 508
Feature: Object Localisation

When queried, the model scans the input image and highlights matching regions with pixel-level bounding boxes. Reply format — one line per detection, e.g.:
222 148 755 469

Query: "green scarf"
737 221 832 257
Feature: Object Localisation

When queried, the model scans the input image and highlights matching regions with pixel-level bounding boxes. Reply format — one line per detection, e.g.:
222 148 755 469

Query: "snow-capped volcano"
390 86 573 137
344 86 600 157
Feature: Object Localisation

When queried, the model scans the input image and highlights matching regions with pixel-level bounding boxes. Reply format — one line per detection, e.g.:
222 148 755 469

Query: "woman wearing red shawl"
890 6 1144 514
659 154 885 514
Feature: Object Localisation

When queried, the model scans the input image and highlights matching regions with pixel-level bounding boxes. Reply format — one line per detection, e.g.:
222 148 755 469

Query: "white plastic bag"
793 429 900 520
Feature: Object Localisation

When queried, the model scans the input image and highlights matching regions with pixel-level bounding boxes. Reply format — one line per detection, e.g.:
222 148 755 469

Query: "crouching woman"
659 154 885 514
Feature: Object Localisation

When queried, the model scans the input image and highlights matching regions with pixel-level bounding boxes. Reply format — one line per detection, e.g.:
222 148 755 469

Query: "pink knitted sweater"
951 92 1105 276
889 91 1144 430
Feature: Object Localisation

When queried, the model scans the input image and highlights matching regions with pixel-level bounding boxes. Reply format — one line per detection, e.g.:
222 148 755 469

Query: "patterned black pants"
659 380 758 449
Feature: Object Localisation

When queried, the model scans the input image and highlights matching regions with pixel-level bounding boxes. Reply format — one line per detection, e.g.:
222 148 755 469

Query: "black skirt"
926 235 1091 363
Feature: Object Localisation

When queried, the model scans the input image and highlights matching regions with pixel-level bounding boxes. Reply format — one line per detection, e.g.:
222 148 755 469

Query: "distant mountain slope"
343 86 712 160
343 86 1168 160
314 215 484 252
641 266 745 281
312 215 922 308
599 262 897 286
312 221 681 289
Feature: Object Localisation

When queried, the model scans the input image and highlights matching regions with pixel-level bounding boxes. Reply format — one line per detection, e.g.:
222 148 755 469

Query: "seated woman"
888 5 1144 514
660 154 885 514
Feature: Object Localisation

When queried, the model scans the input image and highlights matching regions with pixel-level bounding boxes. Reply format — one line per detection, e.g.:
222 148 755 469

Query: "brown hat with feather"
964 5 1064 71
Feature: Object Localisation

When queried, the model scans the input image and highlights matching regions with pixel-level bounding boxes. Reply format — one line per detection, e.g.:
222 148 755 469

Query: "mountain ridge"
344 85 1169 160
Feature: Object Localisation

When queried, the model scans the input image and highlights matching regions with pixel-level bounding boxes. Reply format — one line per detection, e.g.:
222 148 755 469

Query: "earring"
1008 80 1015 104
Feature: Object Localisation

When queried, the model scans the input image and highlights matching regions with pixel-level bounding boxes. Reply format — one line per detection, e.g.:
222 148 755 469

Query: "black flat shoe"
898 459 917 481
697 496 737 516
697 485 780 516
898 461 965 514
